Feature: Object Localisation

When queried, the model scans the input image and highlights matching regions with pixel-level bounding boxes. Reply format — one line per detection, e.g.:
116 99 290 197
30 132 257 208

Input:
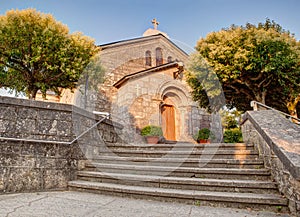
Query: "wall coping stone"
241 110 300 180
0 96 122 129
0 95 73 111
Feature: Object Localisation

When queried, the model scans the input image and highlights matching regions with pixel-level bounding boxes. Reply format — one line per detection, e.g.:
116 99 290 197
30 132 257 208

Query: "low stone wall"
0 96 122 193
0 139 84 193
241 110 300 215
0 96 122 142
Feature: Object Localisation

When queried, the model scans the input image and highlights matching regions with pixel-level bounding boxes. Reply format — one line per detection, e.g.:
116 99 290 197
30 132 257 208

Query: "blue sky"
1 0 300 52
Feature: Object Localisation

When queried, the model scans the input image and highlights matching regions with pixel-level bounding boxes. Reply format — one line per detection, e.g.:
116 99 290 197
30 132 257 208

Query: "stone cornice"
113 62 183 89
99 34 189 57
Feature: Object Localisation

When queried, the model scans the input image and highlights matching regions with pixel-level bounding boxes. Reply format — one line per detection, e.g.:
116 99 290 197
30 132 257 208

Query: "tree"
0 9 99 99
220 109 241 129
187 19 300 117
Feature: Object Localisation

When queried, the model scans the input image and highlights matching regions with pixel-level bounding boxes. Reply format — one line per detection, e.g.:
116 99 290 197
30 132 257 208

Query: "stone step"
83 162 271 180
90 156 265 169
106 143 255 151
76 171 278 194
99 149 259 159
68 180 288 212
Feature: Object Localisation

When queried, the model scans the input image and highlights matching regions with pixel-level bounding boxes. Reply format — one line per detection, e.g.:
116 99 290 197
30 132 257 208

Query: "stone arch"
156 80 193 107
156 80 194 141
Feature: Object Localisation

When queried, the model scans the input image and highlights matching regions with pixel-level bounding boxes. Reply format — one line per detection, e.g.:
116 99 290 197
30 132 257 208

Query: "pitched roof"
99 34 188 57
113 61 183 89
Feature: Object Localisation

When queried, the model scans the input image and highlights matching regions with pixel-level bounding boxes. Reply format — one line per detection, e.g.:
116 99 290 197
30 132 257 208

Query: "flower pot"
198 139 210 144
145 136 159 144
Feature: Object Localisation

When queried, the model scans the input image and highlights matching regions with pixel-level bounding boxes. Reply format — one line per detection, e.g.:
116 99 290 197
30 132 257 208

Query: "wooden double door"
161 104 176 141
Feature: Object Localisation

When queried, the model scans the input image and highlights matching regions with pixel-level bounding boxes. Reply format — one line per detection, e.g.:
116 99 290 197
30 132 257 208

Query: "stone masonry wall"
60 35 189 113
97 35 189 112
0 96 122 193
0 139 84 193
241 110 300 215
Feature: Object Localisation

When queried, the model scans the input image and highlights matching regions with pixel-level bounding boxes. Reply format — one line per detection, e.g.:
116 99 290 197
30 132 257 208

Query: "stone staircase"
68 142 289 213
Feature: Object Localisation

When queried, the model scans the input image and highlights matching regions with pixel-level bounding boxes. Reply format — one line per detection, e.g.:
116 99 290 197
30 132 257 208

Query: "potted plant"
194 128 215 143
141 125 163 144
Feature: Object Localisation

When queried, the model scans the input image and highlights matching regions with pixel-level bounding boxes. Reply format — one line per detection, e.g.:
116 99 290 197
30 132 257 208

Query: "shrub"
141 125 163 136
223 128 243 143
194 128 215 141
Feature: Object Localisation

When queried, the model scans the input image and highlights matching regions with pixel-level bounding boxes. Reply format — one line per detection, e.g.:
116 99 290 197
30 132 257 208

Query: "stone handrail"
251 100 300 125
241 110 300 179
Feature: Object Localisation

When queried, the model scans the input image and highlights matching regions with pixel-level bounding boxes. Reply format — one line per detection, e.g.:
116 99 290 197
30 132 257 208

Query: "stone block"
0 120 10 133
44 169 69 189
48 158 69 169
16 107 38 119
0 106 17 120
4 168 43 193
56 121 72 136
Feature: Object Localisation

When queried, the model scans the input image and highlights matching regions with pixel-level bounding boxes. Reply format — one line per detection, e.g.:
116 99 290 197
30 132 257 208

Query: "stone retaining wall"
0 96 122 193
0 139 84 193
241 110 300 215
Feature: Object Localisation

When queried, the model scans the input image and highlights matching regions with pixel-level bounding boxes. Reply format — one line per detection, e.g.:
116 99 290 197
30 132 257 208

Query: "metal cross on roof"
152 18 159 30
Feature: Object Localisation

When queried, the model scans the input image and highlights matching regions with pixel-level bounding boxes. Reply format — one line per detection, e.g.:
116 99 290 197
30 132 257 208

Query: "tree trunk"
254 90 267 106
27 88 38 100
287 95 300 122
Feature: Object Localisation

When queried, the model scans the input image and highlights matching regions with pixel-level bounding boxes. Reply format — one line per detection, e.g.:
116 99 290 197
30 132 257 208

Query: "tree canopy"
186 19 300 117
0 9 99 99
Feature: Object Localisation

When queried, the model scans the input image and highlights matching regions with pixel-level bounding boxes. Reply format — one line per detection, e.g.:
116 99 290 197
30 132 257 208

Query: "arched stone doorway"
157 80 199 142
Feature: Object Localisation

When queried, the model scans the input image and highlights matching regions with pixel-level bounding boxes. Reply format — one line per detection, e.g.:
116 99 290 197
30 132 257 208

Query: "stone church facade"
59 23 210 142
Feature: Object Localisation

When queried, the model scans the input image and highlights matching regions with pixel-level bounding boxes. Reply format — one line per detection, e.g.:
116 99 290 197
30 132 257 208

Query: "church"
60 19 211 142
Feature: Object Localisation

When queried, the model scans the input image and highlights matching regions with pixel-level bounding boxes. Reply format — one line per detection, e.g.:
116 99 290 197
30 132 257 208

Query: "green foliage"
220 108 243 129
0 9 99 99
77 54 106 93
141 125 163 137
187 18 300 116
224 115 238 129
186 53 225 113
276 206 283 212
194 200 201 206
194 128 215 140
223 128 243 143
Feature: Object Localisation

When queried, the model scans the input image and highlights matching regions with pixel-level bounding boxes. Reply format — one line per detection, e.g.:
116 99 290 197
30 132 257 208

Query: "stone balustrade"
241 110 300 215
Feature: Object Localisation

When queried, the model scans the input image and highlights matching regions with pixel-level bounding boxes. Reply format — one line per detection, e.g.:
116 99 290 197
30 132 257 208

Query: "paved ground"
0 191 291 217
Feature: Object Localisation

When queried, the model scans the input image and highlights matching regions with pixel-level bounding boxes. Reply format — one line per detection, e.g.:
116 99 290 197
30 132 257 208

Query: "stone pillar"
151 97 163 126
178 106 191 141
